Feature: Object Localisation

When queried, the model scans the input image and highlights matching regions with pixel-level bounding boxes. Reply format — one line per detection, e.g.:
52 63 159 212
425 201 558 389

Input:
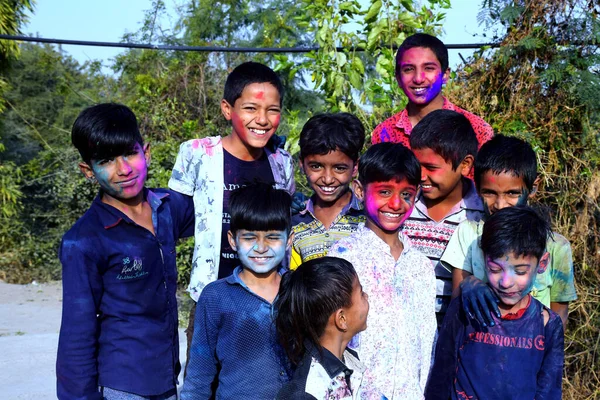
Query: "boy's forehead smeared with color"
474 134 538 192
357 143 421 187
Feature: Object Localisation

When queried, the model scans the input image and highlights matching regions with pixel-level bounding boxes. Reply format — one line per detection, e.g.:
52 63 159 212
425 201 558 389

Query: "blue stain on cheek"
516 189 530 207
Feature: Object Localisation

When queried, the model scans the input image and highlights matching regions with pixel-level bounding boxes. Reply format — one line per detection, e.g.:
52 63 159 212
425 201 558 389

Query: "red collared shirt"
371 97 494 149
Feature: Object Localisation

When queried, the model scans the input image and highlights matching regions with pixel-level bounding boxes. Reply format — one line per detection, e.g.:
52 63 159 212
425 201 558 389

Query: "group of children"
56 33 576 400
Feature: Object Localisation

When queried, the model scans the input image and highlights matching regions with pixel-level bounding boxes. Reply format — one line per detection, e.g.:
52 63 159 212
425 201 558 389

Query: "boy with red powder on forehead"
371 33 493 150
168 61 295 364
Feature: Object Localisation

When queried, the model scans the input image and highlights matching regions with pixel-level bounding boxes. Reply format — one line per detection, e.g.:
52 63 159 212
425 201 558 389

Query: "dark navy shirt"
57 188 194 399
181 266 291 399
425 295 564 400
219 149 274 279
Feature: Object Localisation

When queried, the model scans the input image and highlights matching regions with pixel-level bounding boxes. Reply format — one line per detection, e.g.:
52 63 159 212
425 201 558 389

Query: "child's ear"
334 309 348 332
220 99 233 121
537 251 550 274
143 143 151 166
353 180 364 201
286 231 295 250
79 162 95 182
529 176 541 199
459 155 475 177
351 162 358 178
227 230 237 251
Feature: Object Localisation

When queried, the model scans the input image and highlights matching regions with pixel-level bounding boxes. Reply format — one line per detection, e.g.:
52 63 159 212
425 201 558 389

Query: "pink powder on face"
255 91 264 100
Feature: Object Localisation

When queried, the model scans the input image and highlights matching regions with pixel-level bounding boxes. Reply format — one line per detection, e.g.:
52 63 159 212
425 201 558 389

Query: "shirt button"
280 371 285 376
324 232 330 238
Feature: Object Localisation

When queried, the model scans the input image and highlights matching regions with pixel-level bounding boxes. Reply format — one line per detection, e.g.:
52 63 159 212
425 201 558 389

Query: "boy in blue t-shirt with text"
426 206 564 400
57 103 194 399
181 183 293 399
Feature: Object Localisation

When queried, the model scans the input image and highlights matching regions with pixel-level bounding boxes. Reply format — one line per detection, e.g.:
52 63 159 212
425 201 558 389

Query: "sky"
24 0 488 73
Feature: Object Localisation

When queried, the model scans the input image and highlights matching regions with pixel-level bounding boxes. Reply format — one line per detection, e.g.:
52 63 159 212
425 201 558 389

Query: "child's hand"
460 275 501 327
291 192 308 214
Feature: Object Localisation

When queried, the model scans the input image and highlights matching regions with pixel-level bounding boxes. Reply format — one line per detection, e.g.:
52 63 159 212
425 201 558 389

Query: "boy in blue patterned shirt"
181 183 293 399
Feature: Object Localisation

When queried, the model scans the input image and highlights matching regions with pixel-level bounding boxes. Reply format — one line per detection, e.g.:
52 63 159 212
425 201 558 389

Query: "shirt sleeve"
56 236 103 400
440 221 477 274
424 298 464 400
169 141 197 196
548 236 577 303
170 190 195 239
535 313 564 400
180 290 220 399
414 255 438 393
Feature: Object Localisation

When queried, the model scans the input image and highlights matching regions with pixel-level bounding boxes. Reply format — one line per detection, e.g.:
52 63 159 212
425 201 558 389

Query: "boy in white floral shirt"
329 143 437 400
168 62 295 363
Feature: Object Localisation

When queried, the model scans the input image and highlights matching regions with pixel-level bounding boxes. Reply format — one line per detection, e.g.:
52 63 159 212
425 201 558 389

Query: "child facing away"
371 33 493 149
291 113 366 269
275 257 371 400
426 206 564 400
57 104 194 399
329 143 437 399
181 183 294 399
440 135 577 329
167 61 295 355
402 109 485 326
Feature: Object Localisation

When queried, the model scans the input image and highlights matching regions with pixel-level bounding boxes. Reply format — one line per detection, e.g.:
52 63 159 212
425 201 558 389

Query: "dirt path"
0 281 187 399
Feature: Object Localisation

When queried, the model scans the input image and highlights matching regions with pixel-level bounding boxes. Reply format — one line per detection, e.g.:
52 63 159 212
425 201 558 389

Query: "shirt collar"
304 342 353 380
300 190 363 217
92 188 169 230
226 265 287 288
396 96 454 136
358 223 416 258
413 178 483 218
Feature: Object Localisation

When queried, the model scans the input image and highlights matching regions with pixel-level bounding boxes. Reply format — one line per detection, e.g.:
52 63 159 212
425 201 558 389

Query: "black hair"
474 134 538 191
299 113 365 162
71 103 144 165
395 33 449 74
358 142 421 186
275 256 357 366
409 109 478 170
481 206 551 261
223 61 284 106
229 183 292 235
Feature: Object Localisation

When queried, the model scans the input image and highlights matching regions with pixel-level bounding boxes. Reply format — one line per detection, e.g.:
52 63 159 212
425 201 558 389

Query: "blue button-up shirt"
57 188 194 399
181 266 292 399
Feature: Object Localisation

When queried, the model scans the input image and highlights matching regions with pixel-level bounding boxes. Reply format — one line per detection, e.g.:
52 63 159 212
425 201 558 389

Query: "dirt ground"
0 281 187 399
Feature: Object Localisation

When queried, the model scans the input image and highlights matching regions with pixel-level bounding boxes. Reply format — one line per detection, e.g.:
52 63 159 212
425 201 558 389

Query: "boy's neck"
222 133 265 161
423 177 466 222
498 294 532 318
101 190 155 235
319 331 351 361
238 267 281 304
406 94 445 126
365 220 404 261
313 189 353 229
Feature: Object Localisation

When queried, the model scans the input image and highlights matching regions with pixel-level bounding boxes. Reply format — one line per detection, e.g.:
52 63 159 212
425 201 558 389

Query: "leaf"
352 56 365 75
348 68 362 89
365 0 382 23
336 52 348 68
400 0 414 12
367 24 383 50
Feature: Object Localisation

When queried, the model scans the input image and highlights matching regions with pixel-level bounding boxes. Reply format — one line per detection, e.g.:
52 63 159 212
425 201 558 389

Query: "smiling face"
81 142 149 205
413 147 471 203
485 252 539 314
301 149 357 207
221 82 281 153
397 46 449 106
478 171 531 216
356 177 417 237
228 229 292 274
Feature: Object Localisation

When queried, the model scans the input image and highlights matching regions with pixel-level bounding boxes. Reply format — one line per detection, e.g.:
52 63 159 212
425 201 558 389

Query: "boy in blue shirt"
57 103 194 399
426 206 564 400
181 183 293 399
291 113 366 268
